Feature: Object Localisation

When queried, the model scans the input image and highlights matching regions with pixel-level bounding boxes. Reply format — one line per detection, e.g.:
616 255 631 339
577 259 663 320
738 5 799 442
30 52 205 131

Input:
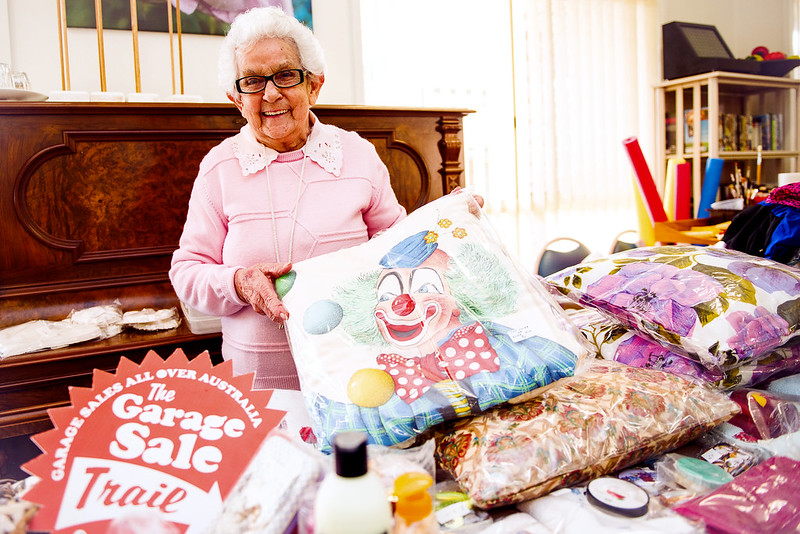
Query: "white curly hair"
218 6 326 96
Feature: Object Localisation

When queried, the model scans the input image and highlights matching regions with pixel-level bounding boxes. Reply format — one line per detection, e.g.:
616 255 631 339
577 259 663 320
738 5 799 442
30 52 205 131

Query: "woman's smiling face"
229 37 324 152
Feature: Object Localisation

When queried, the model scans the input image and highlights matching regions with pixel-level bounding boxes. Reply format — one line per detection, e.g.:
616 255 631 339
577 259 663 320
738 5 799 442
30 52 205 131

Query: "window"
361 0 658 271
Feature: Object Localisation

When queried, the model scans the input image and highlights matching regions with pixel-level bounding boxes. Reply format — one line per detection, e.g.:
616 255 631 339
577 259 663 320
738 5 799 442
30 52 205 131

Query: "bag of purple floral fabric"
544 245 800 372
568 306 724 382
567 304 800 390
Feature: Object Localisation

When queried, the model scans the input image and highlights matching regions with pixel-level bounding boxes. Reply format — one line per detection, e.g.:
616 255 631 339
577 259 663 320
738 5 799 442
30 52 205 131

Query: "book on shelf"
667 111 784 153
721 112 783 152
774 113 783 151
665 113 677 153
738 114 752 151
684 108 709 150
722 113 737 151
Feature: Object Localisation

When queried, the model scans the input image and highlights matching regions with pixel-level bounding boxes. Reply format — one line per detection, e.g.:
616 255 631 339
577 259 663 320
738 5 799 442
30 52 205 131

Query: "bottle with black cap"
314 431 393 534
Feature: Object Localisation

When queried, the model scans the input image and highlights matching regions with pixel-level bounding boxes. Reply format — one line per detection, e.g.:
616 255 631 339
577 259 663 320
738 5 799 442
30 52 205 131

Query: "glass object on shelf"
11 72 30 91
0 63 12 89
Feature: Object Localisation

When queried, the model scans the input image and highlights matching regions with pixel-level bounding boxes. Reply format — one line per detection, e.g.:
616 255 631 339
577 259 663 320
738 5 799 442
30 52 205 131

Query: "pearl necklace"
265 154 306 263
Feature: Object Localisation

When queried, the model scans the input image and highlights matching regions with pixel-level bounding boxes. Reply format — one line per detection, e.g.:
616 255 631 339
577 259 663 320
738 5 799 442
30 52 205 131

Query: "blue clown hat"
379 230 438 268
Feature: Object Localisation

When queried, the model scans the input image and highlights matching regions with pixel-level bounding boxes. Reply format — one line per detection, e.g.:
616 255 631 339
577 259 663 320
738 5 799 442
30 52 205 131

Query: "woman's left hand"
234 262 293 322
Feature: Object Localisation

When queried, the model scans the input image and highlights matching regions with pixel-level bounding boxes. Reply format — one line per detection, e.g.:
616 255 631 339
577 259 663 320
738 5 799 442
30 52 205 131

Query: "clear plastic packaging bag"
673 456 800 534
654 454 733 495
279 193 589 452
0 319 102 358
434 478 493 533
697 442 760 477
728 388 800 440
121 307 181 331
68 301 123 338
368 438 437 489
208 430 325 534
434 361 739 508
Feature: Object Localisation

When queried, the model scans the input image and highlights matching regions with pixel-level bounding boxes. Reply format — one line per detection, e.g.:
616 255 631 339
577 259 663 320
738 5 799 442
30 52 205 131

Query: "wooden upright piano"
0 102 471 471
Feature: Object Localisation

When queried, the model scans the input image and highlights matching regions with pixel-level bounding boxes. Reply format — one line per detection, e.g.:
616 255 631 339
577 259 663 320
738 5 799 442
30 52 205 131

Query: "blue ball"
303 300 343 335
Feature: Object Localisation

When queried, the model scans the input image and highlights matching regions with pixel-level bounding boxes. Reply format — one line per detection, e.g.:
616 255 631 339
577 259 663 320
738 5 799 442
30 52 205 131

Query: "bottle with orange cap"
392 472 438 533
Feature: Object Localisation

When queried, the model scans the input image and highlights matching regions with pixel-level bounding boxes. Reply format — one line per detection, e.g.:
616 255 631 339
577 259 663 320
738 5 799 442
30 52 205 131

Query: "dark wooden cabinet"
0 102 471 449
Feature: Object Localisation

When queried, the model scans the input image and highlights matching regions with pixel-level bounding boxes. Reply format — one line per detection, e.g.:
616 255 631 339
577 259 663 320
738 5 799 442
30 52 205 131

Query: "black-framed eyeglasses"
235 69 306 94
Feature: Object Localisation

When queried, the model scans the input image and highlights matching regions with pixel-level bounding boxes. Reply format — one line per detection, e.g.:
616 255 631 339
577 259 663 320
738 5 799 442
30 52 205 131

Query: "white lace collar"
232 112 343 176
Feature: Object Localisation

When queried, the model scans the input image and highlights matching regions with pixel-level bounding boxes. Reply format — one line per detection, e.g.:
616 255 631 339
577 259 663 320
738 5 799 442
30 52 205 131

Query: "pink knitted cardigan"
170 116 405 389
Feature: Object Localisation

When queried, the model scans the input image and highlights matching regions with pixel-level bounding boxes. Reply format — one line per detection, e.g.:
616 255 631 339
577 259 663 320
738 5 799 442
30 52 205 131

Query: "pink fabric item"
766 182 800 209
673 456 800 533
176 0 290 24
170 118 405 389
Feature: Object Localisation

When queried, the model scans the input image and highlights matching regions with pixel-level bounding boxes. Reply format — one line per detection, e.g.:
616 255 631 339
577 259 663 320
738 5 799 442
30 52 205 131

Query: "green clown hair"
444 241 518 321
334 268 384 346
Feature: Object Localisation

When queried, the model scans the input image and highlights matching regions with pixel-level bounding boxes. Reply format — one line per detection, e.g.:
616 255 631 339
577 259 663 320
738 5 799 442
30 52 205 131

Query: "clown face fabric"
279 193 587 452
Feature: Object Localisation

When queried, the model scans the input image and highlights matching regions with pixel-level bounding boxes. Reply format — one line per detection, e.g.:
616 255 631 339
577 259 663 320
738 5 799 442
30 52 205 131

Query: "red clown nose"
392 294 416 316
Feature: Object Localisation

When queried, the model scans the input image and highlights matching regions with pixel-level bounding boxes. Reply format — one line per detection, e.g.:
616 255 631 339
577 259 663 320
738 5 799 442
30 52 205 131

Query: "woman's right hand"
234 262 293 323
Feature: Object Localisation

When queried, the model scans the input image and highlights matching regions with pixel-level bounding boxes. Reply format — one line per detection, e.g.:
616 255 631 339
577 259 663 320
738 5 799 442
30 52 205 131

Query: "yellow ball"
347 368 395 408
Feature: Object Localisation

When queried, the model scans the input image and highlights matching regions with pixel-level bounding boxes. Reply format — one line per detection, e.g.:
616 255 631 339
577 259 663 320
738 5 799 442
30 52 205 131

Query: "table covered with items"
2 193 800 533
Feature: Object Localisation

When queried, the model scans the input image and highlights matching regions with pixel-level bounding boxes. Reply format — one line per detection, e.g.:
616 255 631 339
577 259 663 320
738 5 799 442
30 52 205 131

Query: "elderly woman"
170 6 406 390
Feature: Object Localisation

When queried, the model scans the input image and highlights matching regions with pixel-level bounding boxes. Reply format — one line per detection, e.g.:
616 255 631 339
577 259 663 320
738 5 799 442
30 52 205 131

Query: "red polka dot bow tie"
377 322 500 403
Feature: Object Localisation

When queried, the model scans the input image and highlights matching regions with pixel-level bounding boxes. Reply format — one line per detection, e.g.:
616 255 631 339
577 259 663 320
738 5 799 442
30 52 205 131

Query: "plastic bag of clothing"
673 456 800 533
279 193 589 452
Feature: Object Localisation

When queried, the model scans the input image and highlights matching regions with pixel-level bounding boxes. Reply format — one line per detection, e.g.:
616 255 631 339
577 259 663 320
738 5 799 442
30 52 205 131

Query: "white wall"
0 0 362 104
311 0 363 104
1 0 797 102
0 1 11 63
